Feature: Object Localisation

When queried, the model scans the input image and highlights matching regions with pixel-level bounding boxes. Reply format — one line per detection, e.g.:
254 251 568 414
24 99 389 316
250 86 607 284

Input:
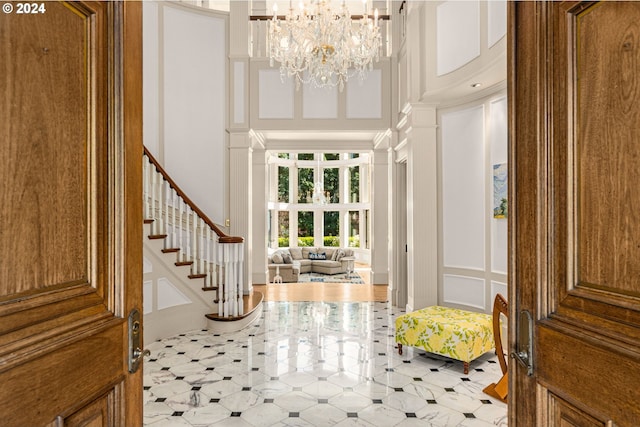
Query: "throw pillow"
272 253 283 264
289 247 303 260
335 249 346 261
317 252 327 260
282 253 293 264
309 252 318 260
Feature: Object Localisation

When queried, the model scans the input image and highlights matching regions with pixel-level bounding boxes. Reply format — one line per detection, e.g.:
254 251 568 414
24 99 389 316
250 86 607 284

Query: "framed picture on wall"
493 163 507 219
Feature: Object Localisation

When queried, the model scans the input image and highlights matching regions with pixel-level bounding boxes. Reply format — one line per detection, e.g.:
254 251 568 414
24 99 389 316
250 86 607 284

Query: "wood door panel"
0 1 105 296
0 323 125 427
64 393 113 427
548 1 640 335
575 2 640 296
550 393 609 427
0 0 113 371
538 324 639 426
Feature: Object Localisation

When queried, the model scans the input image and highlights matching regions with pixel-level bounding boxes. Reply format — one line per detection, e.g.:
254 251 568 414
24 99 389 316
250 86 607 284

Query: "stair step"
144 219 154 224
202 286 219 292
175 261 193 266
206 292 263 322
161 248 180 253
148 234 167 240
188 274 207 279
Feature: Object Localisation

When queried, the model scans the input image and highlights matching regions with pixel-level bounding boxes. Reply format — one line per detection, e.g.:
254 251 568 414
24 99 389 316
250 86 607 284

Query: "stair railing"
143 147 244 318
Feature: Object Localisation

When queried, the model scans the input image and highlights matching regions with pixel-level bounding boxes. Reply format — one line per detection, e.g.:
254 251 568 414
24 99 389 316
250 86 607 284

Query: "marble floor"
144 301 508 427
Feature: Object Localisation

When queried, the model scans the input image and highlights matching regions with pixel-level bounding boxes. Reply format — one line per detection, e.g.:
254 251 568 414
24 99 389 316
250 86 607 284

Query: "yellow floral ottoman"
395 306 494 374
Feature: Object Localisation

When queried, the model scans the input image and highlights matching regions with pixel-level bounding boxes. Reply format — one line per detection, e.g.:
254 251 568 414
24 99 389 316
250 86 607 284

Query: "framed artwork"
493 163 507 219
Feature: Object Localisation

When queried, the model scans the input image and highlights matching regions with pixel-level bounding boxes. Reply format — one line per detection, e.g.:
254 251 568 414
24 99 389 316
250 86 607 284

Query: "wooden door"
0 2 143 426
509 2 640 425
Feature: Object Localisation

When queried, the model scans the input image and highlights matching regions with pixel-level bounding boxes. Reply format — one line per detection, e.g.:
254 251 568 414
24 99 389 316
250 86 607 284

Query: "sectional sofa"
267 247 355 283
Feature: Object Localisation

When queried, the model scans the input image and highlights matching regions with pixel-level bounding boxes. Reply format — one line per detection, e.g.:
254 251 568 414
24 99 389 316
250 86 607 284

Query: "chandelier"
268 0 382 91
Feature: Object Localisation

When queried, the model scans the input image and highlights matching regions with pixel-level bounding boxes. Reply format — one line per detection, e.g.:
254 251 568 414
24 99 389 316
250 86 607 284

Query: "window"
349 165 359 203
278 166 289 202
349 211 360 248
324 211 339 246
278 211 289 247
298 211 314 246
323 167 339 203
298 168 314 203
269 151 370 251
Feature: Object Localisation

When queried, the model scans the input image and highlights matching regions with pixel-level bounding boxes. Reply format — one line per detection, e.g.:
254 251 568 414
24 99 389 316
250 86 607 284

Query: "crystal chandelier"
268 0 382 91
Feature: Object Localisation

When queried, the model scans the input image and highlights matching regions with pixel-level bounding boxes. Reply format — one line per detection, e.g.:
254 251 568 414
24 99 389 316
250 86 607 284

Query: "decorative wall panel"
162 5 226 224
442 105 485 270
302 83 338 119
157 277 192 310
436 1 480 76
258 69 294 119
443 275 485 309
490 97 508 274
143 280 153 315
346 69 382 119
488 0 507 48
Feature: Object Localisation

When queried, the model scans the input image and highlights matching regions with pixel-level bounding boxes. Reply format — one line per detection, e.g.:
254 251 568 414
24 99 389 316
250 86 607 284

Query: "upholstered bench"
395 306 494 374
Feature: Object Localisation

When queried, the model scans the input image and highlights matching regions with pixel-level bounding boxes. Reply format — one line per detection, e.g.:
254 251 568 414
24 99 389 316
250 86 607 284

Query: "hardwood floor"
254 265 388 302
253 283 388 302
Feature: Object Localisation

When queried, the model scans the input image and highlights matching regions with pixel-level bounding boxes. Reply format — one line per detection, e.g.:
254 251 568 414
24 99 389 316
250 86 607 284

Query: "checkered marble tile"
144 301 507 427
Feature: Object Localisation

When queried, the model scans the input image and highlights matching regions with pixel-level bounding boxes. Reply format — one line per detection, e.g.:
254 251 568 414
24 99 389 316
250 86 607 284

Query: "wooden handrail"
144 147 243 244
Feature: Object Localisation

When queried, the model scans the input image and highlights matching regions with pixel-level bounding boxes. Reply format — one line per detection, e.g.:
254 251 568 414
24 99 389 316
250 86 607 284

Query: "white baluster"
185 207 192 262
164 181 170 247
178 198 184 261
191 209 198 273
171 189 178 249
237 242 244 316
155 166 164 234
199 219 206 275
150 165 158 234
218 242 225 316
143 157 150 220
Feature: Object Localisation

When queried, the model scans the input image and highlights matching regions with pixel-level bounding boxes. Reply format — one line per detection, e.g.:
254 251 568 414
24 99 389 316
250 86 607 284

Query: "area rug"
298 272 365 284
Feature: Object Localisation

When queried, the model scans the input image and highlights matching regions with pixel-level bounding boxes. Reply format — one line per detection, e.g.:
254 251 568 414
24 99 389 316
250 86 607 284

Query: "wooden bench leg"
463 362 469 375
397 343 403 355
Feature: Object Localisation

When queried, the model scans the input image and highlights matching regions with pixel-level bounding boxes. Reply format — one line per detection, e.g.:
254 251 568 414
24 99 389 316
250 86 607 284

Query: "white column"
370 136 390 285
404 104 438 311
229 1 252 293
229 132 252 294
252 145 269 284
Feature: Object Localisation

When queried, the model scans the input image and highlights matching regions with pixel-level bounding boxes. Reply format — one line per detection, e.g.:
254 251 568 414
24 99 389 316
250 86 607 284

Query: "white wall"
143 2 228 225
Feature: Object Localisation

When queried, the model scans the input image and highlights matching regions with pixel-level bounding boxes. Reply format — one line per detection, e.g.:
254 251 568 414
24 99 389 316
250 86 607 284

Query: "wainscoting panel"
443 275 485 310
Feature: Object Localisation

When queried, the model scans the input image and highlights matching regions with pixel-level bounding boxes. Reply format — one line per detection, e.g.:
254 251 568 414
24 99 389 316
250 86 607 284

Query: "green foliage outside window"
278 166 289 202
298 236 315 246
298 168 314 203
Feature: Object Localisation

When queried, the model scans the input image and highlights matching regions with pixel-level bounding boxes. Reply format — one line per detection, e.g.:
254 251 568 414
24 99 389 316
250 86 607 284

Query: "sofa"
268 247 355 283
